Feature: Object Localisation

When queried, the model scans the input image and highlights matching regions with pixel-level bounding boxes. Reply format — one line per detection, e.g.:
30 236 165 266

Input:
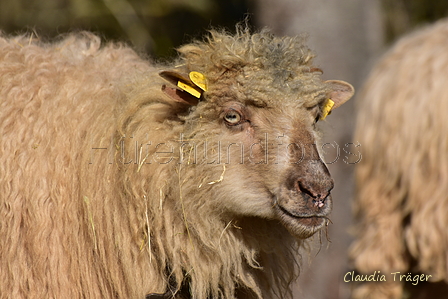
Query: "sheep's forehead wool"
177 28 328 108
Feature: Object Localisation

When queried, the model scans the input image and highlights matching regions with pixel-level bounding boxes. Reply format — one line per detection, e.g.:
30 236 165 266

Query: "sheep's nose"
296 178 334 206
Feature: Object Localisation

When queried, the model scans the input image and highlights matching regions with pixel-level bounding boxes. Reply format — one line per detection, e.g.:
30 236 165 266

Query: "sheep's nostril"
297 180 332 202
297 181 315 198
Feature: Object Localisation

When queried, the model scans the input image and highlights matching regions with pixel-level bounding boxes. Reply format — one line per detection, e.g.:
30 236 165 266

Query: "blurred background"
2 0 447 298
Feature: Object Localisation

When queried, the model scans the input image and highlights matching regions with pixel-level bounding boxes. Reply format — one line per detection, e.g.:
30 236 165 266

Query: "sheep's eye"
224 110 242 125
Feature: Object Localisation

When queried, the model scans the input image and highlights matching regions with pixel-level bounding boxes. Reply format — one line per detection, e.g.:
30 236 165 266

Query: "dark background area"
2 0 448 56
0 0 255 58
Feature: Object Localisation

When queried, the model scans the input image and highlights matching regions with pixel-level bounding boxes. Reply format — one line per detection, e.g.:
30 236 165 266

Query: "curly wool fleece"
0 26 352 299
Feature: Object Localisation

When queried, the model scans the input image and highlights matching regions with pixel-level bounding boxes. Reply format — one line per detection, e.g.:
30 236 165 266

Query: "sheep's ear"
159 71 207 106
326 80 355 109
161 85 199 106
160 71 190 87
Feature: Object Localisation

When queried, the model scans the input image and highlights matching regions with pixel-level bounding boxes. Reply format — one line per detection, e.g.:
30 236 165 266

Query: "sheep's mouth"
277 204 327 226
275 202 330 239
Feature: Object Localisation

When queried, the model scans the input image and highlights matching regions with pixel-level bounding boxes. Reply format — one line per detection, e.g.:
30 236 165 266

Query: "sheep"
350 18 448 299
0 27 354 299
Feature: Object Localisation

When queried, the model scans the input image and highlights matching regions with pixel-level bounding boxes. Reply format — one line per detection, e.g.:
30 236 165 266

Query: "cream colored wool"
0 27 351 299
351 18 448 299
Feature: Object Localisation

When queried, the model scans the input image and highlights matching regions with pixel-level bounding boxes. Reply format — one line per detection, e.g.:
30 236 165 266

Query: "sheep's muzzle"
275 148 334 239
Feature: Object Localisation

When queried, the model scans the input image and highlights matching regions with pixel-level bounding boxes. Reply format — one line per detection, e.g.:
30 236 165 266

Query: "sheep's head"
159 28 354 239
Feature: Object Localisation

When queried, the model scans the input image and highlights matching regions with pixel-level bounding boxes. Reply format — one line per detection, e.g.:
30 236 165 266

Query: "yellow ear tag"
320 99 335 120
177 81 202 98
189 71 208 91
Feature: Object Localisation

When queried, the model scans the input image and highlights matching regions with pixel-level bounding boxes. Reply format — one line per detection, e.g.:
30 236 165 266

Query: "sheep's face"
161 70 354 239
210 99 335 239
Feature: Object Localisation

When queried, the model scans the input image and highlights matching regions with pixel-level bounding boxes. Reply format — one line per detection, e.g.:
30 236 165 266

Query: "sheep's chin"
276 206 327 239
